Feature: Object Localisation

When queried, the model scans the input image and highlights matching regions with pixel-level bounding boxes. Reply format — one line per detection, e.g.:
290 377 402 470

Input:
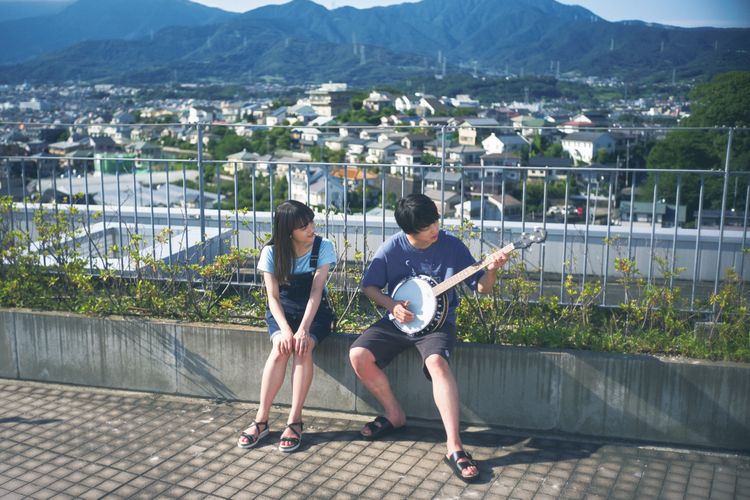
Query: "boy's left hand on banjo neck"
485 251 510 271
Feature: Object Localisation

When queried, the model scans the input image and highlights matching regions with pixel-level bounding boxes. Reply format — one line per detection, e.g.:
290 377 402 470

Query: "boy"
349 193 508 482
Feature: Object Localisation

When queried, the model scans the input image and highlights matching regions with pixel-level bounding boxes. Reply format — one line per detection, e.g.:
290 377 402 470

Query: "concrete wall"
1 308 748 451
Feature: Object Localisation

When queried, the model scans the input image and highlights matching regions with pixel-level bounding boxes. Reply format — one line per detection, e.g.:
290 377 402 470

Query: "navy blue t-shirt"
361 230 484 324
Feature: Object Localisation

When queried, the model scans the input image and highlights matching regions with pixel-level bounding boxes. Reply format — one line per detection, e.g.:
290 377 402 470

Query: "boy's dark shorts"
350 317 456 381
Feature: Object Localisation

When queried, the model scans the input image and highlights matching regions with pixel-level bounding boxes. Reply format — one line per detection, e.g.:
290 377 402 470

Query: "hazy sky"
192 0 750 28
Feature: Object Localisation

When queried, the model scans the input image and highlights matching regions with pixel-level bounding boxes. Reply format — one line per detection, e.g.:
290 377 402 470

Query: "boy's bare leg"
425 354 478 479
349 347 406 434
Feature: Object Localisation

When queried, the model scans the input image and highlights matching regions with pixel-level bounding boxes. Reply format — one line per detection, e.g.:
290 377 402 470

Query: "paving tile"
212 485 238 497
45 478 74 492
31 487 58 499
14 482 43 497
194 480 222 494
175 476 203 490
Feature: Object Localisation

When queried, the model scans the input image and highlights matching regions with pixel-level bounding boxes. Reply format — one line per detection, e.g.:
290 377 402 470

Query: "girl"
237 200 336 453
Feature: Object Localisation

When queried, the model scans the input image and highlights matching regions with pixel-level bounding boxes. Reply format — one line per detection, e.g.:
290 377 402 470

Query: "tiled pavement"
0 380 748 499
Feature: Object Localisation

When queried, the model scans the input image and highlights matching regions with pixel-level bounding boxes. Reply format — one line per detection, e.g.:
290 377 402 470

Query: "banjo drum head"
390 276 437 335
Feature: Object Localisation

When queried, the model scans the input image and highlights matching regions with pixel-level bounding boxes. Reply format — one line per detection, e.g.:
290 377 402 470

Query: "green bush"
453 254 749 362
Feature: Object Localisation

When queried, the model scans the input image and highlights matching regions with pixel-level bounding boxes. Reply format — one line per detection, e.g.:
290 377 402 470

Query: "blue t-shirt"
361 230 483 324
258 238 336 276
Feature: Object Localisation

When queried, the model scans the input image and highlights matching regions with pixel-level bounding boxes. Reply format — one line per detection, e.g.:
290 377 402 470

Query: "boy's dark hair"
395 194 439 234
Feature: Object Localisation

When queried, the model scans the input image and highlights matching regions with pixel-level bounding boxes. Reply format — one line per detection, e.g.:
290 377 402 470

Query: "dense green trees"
208 127 291 160
683 72 750 128
310 146 344 164
336 106 395 125
220 172 288 212
645 72 750 219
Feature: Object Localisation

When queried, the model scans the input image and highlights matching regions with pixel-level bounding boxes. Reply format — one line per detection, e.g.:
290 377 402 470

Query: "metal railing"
1 121 748 311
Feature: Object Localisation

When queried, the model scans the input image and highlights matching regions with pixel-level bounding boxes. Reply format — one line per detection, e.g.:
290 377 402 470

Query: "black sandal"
443 450 480 483
279 422 303 453
360 415 404 441
237 420 269 449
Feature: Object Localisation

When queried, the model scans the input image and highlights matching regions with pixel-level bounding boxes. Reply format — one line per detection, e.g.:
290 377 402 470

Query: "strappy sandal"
278 422 303 453
237 420 269 449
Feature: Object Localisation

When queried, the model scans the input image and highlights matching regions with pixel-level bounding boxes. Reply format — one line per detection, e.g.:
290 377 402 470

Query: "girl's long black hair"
269 200 315 285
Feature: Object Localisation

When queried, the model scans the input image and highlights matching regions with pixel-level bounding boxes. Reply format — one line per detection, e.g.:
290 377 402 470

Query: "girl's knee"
268 347 290 364
294 349 314 363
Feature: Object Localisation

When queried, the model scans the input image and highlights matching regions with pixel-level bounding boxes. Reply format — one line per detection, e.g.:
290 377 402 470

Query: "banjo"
389 227 547 337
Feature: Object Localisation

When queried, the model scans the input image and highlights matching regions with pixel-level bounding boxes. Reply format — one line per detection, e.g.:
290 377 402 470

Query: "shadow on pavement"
0 416 64 425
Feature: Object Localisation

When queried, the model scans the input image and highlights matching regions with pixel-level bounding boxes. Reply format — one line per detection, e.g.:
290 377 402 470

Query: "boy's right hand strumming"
363 285 415 324
391 300 415 323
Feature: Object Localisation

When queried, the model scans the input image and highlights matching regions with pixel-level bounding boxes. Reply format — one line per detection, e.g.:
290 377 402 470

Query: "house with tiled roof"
365 140 400 164
482 133 527 155
458 118 500 146
224 149 260 175
363 91 395 112
561 132 615 165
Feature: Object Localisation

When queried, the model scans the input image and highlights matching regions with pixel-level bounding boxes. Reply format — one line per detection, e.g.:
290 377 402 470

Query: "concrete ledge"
0 309 18 379
13 311 178 393
1 308 748 451
173 321 358 411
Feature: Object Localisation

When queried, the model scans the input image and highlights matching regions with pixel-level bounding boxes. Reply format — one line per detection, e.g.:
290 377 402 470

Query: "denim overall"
265 236 334 340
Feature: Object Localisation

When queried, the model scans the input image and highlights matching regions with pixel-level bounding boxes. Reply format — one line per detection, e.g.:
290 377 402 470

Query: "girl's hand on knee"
278 329 295 354
294 329 311 355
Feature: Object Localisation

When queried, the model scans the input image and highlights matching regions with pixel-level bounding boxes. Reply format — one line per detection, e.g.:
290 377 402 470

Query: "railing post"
167 162 174 267
690 175 705 308
324 164 329 239
197 122 206 249
98 156 107 267
362 164 367 275
480 164 485 255
560 172 570 302
670 175 682 289
602 172 614 305
713 128 734 311
647 174 659 284
148 160 156 260
582 171 592 291
381 165 386 243
627 170 636 260
251 163 257 284
740 181 749 295
440 125 446 226
216 162 222 256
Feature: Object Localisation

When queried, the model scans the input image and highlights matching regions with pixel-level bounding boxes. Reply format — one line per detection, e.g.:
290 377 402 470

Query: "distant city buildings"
0 80 696 227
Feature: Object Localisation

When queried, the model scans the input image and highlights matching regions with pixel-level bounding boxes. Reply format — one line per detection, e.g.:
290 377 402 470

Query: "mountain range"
0 0 748 86
0 0 232 64
0 1 73 23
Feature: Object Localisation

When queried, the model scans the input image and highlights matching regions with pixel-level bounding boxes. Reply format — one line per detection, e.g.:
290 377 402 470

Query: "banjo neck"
430 242 515 297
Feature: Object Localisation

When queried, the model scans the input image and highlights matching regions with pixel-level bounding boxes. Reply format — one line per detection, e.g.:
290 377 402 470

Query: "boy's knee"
424 354 450 376
349 347 374 370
